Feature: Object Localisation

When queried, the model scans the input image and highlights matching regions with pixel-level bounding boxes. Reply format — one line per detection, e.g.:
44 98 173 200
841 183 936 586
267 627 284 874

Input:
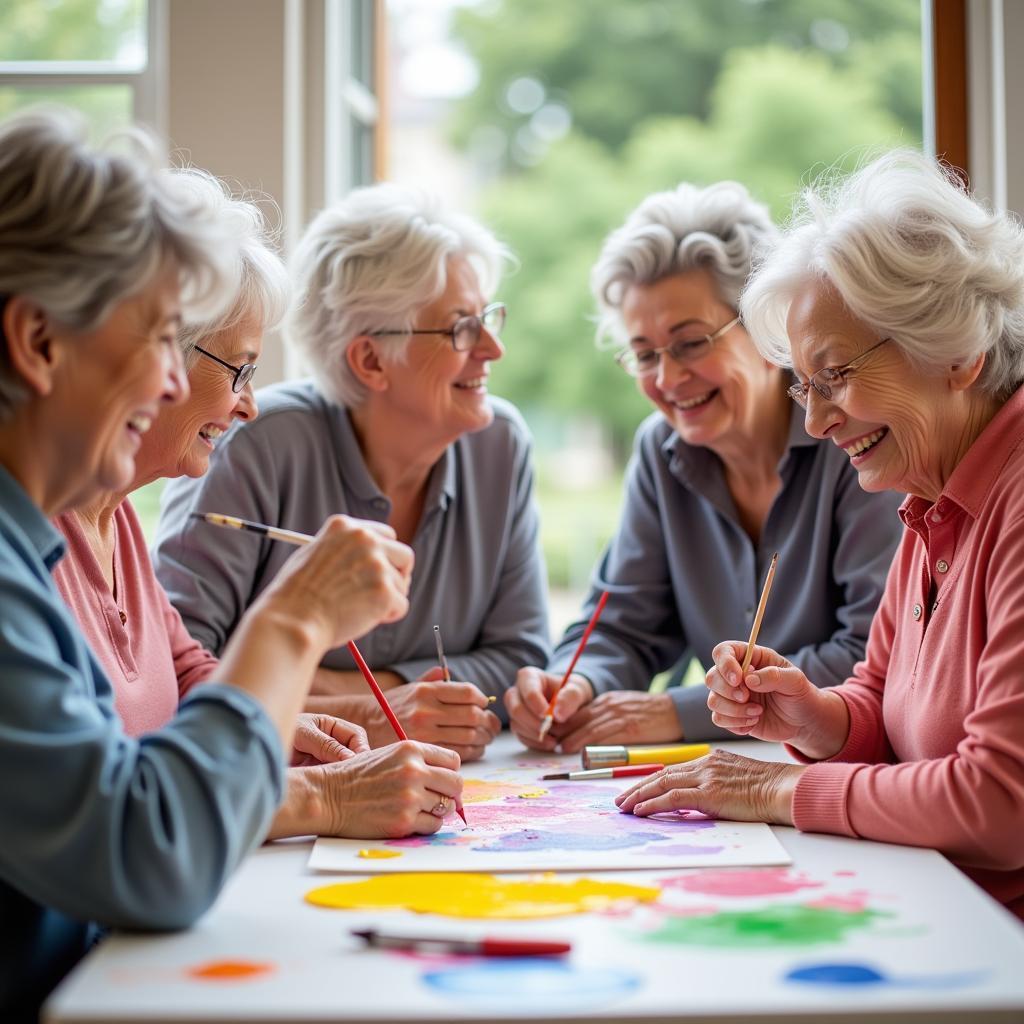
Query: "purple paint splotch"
636 843 726 856
475 829 669 852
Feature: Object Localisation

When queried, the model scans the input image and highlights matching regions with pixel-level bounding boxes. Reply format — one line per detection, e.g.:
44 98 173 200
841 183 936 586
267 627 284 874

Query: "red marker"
352 929 571 957
541 763 665 781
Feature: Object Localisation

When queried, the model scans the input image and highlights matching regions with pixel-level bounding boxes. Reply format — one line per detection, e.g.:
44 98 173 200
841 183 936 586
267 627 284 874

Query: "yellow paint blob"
305 872 660 919
517 789 547 799
357 848 403 860
461 779 549 803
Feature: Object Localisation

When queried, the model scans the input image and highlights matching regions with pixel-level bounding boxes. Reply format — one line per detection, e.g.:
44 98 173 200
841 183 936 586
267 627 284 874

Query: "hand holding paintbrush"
192 511 468 825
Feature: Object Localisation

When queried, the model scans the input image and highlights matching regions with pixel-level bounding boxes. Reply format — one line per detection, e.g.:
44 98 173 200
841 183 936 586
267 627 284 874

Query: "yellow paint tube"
581 743 711 770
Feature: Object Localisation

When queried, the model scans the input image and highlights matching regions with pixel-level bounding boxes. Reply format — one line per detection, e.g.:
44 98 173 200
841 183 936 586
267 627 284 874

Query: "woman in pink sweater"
616 150 1024 920
53 170 463 839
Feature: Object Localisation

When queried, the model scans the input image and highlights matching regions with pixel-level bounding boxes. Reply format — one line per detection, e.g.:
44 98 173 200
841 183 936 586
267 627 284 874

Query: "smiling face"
787 278 957 498
48 264 188 507
373 256 504 447
620 269 779 454
134 316 261 484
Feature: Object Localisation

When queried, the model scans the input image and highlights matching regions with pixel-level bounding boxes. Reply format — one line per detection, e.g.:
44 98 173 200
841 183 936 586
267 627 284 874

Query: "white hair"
171 170 290 364
741 148 1024 400
0 107 240 421
591 180 779 347
287 183 510 407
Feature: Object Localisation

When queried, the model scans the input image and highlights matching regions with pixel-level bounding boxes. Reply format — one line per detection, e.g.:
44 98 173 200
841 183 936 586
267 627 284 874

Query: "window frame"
0 0 167 133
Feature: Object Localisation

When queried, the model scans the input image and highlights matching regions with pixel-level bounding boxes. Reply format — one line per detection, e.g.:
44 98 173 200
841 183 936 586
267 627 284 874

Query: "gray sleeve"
548 438 687 695
386 430 551 713
784 467 903 688
153 425 280 656
0 576 283 930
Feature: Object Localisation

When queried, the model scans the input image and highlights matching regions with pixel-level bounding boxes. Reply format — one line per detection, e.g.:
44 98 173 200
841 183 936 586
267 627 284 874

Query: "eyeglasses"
370 302 506 352
193 344 258 393
787 337 891 408
615 316 741 378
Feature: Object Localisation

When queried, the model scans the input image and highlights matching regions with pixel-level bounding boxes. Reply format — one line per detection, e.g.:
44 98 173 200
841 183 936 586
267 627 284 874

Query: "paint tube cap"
581 745 628 770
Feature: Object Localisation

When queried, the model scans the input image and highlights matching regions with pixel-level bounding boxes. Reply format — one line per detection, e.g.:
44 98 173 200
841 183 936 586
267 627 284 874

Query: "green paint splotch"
644 903 889 949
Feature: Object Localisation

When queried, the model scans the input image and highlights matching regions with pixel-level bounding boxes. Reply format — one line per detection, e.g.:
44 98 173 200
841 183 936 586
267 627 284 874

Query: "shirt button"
936 559 949 573
931 512 942 523
912 603 922 620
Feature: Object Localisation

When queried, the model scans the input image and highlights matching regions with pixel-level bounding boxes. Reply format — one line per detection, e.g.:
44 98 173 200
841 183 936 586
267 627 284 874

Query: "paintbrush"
740 552 779 674
541 763 664 781
192 511 468 825
432 624 496 704
538 590 609 741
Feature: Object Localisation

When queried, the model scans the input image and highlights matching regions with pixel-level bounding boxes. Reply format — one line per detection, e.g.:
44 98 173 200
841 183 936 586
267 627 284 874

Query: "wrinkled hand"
705 641 827 743
505 666 593 751
552 691 683 753
264 516 414 651
315 740 464 838
290 713 369 767
361 671 500 762
615 749 803 825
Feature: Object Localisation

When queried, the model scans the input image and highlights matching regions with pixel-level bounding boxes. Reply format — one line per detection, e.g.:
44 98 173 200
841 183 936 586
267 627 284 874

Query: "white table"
45 737 1024 1023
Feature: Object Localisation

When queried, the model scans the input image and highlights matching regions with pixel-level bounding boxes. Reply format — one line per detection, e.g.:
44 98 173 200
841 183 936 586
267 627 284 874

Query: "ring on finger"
430 797 450 817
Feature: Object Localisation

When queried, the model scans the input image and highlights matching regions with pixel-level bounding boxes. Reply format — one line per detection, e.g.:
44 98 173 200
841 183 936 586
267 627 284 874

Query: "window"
384 0 924 634
0 0 163 135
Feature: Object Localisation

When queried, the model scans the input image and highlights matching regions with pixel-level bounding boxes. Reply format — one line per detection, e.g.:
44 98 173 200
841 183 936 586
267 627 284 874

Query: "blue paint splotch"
475 829 668 852
785 962 988 990
422 959 641 1009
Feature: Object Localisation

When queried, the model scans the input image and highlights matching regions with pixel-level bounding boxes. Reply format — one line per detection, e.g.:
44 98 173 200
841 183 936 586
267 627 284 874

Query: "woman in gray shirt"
155 184 550 762
506 180 902 748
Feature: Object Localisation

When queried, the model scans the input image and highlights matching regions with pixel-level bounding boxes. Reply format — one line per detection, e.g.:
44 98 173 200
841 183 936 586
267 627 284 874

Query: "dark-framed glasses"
194 344 258 393
615 315 741 378
371 301 506 352
787 337 891 408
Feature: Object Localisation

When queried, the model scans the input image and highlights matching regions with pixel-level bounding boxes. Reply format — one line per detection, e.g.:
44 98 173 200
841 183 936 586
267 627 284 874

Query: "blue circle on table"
422 959 641 1008
786 963 888 986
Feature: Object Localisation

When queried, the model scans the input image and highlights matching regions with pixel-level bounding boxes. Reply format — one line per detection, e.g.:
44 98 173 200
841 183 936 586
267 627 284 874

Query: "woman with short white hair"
618 150 1024 920
507 180 901 750
155 183 550 761
0 110 433 1018
52 170 452 845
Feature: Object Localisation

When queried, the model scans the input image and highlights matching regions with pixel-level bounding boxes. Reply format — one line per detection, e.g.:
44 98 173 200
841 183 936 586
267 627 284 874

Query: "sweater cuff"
791 761 860 837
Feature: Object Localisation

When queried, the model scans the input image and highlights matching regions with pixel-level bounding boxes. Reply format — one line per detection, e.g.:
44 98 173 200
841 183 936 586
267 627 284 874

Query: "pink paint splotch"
660 867 825 897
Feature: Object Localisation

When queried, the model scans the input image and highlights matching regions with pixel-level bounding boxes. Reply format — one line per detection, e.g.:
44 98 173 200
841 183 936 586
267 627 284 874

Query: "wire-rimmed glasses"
614 316 741 378
371 302 506 352
787 337 891 407
194 345 258 393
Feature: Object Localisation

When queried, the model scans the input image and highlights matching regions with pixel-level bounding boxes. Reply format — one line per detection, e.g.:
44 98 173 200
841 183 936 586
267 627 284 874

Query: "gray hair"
0 107 239 421
741 148 1024 400
287 182 510 407
591 180 779 347
171 169 290 364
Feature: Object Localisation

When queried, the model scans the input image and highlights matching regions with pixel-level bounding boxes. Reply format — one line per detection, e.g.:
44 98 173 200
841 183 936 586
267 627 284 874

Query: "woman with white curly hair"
507 180 901 751
154 183 550 762
617 150 1024 920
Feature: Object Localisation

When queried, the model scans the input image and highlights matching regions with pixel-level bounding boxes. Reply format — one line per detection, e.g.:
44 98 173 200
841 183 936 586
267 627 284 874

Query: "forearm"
266 768 327 840
310 665 404 696
217 602 327 751
789 689 851 761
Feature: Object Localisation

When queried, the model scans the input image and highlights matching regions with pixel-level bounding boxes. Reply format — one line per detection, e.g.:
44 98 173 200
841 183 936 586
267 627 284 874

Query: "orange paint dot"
186 960 274 981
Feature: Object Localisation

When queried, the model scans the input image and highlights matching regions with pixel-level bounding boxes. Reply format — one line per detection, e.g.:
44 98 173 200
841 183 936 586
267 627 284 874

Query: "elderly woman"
507 181 901 750
616 151 1024 920
52 170 453 842
0 110 456 1019
154 183 550 761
